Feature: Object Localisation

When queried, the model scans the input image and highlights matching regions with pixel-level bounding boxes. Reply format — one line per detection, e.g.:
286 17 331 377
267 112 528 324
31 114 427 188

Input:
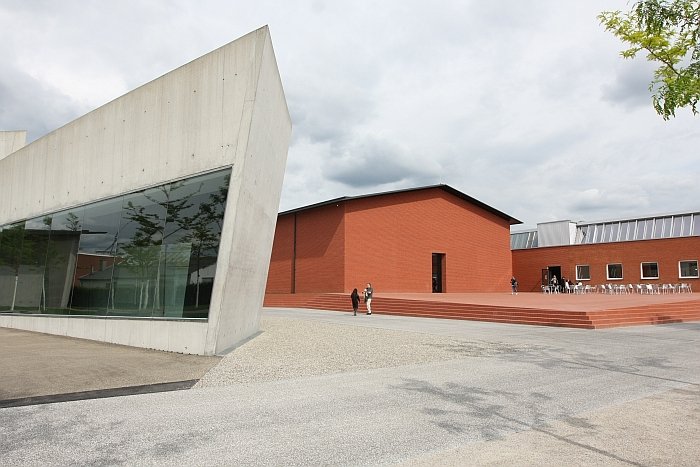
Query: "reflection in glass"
163 171 230 318
15 217 51 312
45 210 82 313
70 198 122 313
0 167 231 319
113 187 167 316
0 223 25 311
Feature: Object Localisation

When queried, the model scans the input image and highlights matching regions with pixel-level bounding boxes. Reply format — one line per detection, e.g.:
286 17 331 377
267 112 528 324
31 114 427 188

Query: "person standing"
510 276 518 295
363 283 373 315
550 275 559 293
350 288 360 316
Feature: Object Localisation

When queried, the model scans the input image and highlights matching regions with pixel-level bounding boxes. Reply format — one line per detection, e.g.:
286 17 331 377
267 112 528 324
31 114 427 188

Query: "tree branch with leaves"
599 0 700 119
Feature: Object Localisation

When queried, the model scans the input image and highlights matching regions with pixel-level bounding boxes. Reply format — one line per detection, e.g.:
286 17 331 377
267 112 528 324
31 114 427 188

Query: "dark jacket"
350 289 360 308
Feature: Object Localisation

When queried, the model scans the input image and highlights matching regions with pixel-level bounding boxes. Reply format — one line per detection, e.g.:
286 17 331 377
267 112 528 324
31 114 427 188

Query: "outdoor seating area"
542 283 693 294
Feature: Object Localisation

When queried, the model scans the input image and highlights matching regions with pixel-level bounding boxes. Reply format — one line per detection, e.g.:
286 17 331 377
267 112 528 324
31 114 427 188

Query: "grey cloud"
602 60 656 109
0 66 85 141
323 136 439 187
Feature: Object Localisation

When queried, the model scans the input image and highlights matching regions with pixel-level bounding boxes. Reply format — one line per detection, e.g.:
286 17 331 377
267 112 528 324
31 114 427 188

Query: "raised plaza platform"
264 292 700 329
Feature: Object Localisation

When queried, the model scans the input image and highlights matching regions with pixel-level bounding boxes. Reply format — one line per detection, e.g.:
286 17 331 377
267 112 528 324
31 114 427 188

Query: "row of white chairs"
542 283 693 294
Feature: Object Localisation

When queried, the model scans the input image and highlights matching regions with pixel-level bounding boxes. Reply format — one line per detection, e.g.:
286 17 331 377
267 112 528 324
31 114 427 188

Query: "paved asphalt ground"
1 308 699 466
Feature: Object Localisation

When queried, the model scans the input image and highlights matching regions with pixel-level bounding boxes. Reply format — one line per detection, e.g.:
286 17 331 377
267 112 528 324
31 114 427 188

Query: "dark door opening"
547 266 562 291
432 253 445 293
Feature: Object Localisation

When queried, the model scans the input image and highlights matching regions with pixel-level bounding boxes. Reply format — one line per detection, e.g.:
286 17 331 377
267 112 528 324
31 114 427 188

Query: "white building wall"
0 26 291 355
537 221 577 247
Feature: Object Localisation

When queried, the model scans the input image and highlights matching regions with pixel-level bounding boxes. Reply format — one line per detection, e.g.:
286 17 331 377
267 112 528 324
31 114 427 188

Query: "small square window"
679 260 699 279
576 265 590 281
607 263 623 280
641 262 659 279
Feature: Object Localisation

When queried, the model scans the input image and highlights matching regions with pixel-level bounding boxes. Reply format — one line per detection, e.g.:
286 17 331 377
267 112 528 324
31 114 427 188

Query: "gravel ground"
195 316 536 387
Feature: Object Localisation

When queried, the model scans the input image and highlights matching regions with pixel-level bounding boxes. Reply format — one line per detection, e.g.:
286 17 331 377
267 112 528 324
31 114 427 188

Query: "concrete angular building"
0 26 291 355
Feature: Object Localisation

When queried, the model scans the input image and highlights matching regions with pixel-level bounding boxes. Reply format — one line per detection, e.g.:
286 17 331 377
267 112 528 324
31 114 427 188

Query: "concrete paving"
1 308 699 466
0 327 220 403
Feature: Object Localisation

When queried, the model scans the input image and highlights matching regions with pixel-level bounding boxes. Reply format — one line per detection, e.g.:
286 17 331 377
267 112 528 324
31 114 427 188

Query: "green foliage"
599 0 700 119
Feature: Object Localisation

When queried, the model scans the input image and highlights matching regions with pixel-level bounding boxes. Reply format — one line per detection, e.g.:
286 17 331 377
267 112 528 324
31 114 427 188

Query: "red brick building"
265 185 520 294
511 216 700 292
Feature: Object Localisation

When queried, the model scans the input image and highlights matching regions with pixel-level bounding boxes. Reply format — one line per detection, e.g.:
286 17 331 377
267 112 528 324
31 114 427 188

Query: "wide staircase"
263 293 700 329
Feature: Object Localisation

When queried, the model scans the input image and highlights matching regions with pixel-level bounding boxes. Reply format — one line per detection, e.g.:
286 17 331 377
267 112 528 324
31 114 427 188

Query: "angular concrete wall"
0 26 291 355
0 130 26 161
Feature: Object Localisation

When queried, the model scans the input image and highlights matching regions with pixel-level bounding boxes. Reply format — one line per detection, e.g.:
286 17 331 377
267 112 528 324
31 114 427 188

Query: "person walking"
510 276 518 295
363 283 373 315
350 288 360 316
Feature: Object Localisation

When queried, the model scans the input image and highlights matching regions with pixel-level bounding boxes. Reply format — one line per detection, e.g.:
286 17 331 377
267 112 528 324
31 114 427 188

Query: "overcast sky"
1 0 698 229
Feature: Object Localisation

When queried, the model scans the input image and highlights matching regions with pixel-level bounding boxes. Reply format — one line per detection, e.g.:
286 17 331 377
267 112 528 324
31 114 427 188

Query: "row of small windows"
575 260 699 281
576 213 699 245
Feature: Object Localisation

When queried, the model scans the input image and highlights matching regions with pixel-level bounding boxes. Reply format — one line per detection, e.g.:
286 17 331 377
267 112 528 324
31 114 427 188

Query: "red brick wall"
512 237 700 292
344 188 512 293
265 215 295 293
291 203 346 293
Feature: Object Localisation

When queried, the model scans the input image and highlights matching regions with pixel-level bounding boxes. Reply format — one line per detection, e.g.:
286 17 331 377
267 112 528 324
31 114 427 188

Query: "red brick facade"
265 187 515 294
512 237 700 292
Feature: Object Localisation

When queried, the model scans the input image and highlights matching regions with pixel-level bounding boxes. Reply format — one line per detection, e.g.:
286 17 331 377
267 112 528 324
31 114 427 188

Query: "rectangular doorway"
432 253 445 293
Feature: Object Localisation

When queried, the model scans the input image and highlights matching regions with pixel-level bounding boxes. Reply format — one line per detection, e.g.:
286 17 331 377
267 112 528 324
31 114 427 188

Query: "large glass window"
14 217 51 312
641 262 659 279
112 187 168 316
44 210 82 314
607 263 623 280
163 171 230 318
679 260 699 278
576 265 590 281
0 223 25 311
0 168 231 319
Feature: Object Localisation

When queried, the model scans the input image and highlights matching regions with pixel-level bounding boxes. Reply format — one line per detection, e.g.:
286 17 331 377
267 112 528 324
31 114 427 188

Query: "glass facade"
0 168 231 319
575 212 699 245
512 212 699 249
510 230 538 249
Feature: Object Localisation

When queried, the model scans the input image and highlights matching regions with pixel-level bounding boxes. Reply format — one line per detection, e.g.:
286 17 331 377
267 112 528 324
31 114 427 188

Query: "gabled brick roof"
279 184 521 225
